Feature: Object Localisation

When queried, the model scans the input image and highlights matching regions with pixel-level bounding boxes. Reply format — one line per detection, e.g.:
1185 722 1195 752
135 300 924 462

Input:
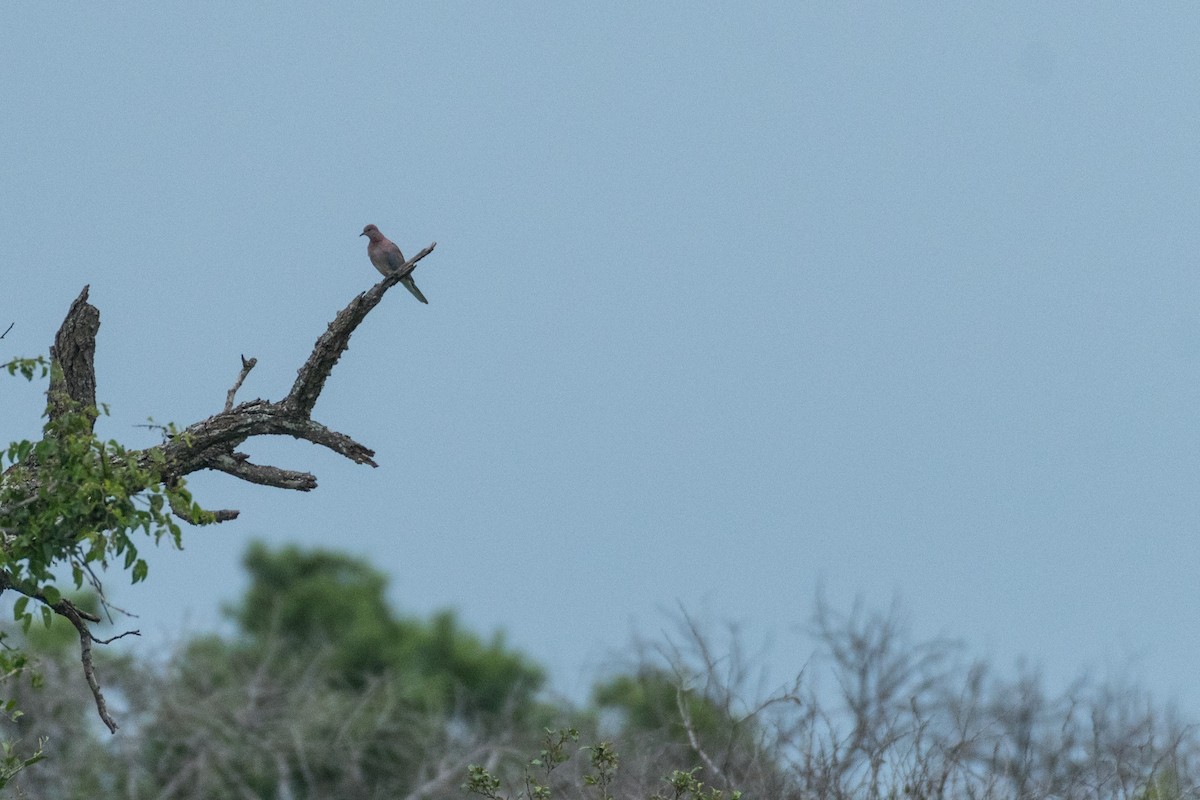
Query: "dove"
360 224 428 304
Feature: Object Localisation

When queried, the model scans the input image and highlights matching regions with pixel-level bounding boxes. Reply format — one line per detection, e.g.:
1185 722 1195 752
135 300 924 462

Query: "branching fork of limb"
0 241 436 730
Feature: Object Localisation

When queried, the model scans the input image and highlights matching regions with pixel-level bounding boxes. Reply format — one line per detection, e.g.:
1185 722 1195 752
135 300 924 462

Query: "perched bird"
360 224 428 304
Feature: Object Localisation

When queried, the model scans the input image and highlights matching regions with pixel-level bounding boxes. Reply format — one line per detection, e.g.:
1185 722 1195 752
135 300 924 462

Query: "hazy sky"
3 5 1199 708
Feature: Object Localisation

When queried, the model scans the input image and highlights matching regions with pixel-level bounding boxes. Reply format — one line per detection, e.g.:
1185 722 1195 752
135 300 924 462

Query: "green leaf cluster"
466 728 580 800
230 542 546 716
593 669 739 748
0 736 45 791
466 729 739 800
2 356 48 382
651 767 741 800
0 361 199 624
0 359 201 739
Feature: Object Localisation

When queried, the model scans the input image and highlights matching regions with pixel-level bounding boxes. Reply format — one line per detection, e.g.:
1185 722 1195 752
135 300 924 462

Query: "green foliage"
593 668 733 745
2 355 48 382
234 542 395 677
583 740 618 800
0 359 201 772
232 542 545 715
466 728 579 800
0 646 32 724
0 361 200 622
466 729 738 800
465 765 505 799
0 736 45 790
651 767 741 800
1 404 178 596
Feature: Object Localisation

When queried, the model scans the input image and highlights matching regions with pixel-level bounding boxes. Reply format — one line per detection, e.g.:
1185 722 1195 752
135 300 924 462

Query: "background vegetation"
1 540 1194 799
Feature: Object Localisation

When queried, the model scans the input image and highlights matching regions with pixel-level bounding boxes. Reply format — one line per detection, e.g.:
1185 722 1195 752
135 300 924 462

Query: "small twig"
677 684 728 786
167 490 239 524
0 322 13 339
225 355 257 412
50 595 100 624
67 554 116 622
96 597 133 628
92 629 140 645
53 598 117 732
132 422 173 445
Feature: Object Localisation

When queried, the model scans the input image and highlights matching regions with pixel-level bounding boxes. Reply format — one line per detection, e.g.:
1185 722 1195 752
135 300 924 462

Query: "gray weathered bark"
0 240 436 730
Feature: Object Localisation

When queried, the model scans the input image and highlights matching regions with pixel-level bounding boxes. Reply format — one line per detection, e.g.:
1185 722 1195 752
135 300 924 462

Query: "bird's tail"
401 275 429 304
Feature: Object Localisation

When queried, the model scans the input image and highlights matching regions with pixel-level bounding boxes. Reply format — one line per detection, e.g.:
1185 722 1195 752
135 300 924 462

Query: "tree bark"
47 285 100 427
0 241 436 731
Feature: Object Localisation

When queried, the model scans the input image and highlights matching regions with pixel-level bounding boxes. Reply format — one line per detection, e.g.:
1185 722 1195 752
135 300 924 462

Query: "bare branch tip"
92 629 141 645
225 355 259 411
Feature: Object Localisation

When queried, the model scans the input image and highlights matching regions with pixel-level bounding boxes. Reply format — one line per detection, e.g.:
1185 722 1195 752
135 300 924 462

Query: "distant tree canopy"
230 542 545 715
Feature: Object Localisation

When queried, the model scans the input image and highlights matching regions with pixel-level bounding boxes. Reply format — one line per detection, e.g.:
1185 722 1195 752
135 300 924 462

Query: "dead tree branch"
0 571 135 733
0 242 438 730
7 245 436 515
55 596 136 733
288 241 435 415
47 285 100 426
225 355 257 412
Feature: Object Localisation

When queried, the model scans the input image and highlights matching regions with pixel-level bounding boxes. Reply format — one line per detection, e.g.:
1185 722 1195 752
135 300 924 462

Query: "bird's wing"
385 245 407 272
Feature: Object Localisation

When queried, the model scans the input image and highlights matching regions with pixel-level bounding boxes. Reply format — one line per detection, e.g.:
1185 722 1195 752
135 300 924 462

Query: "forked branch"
0 242 438 730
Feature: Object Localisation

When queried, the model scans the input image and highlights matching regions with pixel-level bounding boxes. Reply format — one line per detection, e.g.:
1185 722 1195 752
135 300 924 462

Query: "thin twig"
92 629 140 645
167 491 239 524
225 355 257 412
677 684 728 785
52 598 118 732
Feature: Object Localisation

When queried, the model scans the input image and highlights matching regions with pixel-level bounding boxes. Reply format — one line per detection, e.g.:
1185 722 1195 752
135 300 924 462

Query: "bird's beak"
359 231 366 237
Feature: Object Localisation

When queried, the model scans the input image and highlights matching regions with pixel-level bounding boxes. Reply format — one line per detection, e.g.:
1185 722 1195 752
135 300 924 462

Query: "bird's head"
360 224 381 239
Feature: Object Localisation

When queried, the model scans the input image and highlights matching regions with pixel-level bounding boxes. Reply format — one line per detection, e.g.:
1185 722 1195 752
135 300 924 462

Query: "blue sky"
3 5 1199 707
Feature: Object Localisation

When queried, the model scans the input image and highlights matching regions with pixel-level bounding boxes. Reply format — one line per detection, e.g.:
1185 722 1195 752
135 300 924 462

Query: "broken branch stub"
0 242 437 731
